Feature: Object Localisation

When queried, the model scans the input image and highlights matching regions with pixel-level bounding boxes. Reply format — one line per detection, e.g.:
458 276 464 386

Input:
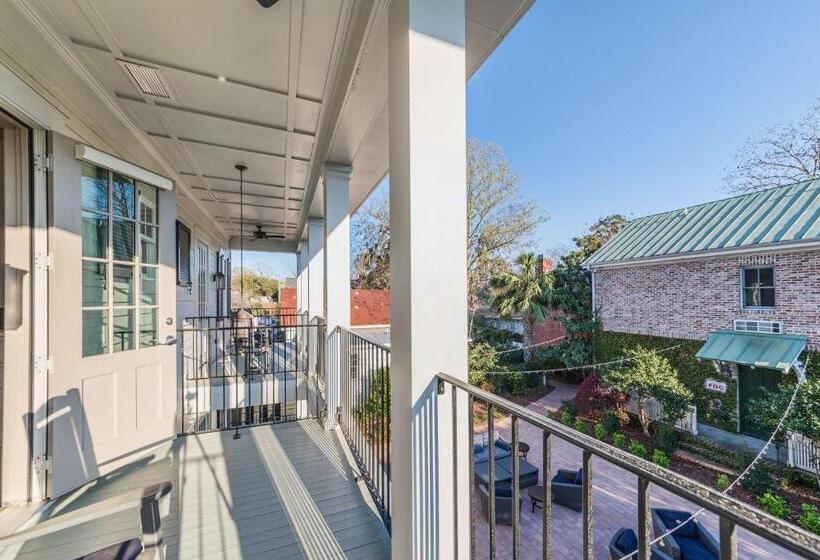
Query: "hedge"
594 331 738 431
594 331 820 433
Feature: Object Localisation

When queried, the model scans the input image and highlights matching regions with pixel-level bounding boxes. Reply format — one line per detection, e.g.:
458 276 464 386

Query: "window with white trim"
81 163 159 357
741 266 774 309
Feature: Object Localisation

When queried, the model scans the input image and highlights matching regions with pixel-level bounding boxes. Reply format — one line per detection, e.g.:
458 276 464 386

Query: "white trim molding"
75 144 173 191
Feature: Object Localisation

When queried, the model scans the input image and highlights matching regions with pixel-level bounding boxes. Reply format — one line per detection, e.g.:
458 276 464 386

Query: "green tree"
542 215 627 368
602 346 693 436
749 374 820 486
489 253 552 355
231 268 280 307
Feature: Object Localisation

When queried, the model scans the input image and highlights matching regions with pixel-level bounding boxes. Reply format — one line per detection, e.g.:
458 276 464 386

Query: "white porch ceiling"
6 0 533 249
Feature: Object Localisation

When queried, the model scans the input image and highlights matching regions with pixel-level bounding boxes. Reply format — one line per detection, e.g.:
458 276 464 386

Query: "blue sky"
238 0 820 277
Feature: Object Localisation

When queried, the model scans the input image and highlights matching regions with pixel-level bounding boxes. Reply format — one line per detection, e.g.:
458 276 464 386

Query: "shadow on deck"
6 421 390 559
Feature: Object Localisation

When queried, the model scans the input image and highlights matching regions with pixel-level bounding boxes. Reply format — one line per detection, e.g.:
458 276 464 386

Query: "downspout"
590 269 596 320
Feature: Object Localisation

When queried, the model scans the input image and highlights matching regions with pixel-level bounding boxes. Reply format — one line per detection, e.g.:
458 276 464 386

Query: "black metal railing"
331 326 392 530
178 313 325 435
436 372 820 560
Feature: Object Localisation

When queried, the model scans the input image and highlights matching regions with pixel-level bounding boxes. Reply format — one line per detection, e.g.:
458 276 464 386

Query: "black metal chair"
651 508 719 560
609 528 674 560
550 467 583 512
477 482 522 525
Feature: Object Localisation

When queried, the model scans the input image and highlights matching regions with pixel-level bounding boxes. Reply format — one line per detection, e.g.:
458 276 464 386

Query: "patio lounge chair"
0 481 172 560
609 528 674 560
652 508 719 560
550 468 583 512
477 482 522 525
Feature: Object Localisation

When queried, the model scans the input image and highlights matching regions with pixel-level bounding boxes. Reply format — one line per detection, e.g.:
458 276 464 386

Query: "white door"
47 134 177 497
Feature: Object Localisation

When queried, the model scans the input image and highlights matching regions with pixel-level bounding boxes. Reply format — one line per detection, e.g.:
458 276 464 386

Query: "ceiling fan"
245 224 285 241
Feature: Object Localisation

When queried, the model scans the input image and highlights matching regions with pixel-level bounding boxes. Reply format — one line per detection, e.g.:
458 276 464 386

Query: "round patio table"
527 484 544 513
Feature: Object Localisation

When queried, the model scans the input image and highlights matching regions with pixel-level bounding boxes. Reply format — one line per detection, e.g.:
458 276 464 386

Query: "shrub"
594 423 607 441
561 399 579 418
560 409 573 426
573 374 629 420
799 504 820 535
573 418 587 433
652 449 670 468
716 474 730 492
602 411 622 434
651 424 680 455
758 492 789 519
629 440 647 459
613 432 626 449
783 468 819 490
740 462 773 495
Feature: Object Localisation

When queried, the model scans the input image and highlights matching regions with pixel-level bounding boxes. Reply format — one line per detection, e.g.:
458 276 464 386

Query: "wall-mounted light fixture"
213 271 226 290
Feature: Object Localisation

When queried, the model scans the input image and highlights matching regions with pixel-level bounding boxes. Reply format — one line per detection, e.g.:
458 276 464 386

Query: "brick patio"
471 383 800 559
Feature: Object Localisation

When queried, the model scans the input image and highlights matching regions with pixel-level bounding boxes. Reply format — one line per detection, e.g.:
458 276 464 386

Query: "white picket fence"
626 397 698 435
788 432 819 474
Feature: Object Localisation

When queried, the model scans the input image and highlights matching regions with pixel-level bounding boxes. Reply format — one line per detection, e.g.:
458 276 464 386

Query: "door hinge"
33 455 52 473
34 355 53 376
34 252 54 272
33 153 51 172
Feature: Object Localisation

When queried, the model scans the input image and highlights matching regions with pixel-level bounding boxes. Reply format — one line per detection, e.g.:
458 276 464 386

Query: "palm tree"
489 253 552 355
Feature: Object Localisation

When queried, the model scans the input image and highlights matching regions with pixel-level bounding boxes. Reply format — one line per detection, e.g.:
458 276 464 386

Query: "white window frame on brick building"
740 265 775 310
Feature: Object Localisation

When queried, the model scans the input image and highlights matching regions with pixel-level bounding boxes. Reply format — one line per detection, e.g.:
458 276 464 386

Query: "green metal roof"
585 179 820 267
695 330 807 372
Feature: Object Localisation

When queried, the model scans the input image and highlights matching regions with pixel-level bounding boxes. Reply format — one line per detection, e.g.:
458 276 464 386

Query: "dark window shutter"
176 221 192 286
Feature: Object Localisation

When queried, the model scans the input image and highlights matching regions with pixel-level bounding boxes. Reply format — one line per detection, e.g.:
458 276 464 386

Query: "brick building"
586 179 819 438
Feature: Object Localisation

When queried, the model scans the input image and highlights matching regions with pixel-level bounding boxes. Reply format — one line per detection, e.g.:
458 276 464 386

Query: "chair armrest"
695 522 720 556
0 482 172 548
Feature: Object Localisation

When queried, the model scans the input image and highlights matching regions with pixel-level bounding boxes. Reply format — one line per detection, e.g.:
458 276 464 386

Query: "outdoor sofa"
477 482 521 525
609 528 674 560
550 468 583 512
473 437 513 464
651 508 719 560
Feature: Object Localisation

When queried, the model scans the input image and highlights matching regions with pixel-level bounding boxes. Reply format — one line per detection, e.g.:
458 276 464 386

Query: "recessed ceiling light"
217 75 227 83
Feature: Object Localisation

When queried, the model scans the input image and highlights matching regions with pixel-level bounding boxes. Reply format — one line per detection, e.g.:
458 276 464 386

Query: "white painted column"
388 0 469 557
296 242 306 312
307 219 324 320
323 163 351 428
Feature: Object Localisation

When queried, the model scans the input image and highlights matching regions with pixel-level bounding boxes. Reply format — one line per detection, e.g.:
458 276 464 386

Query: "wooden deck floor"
4 421 390 559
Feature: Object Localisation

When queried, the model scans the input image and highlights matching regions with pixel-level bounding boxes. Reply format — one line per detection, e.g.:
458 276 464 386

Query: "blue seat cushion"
496 439 512 452
656 509 697 538
473 443 512 464
552 470 576 484
614 529 638 554
676 536 716 560
574 468 584 486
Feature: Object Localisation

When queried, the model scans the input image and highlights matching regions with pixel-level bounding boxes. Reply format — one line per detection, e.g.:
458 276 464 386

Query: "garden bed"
472 383 555 427
557 407 820 534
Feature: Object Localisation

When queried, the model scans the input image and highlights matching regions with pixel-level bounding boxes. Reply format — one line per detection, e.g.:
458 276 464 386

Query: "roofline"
586 237 820 270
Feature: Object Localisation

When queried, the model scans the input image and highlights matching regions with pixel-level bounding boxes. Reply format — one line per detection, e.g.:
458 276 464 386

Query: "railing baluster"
542 430 551 560
638 476 650 560
512 415 520 560
720 517 737 560
488 402 496 559
468 394 475 557
451 385 459 560
582 449 592 560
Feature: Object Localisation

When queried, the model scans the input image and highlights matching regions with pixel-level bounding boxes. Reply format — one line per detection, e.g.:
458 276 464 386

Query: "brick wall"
594 250 820 348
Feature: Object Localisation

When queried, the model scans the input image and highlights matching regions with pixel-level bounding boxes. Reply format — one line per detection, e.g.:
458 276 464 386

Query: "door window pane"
82 211 109 259
82 309 108 357
141 224 158 264
81 163 108 212
113 219 136 261
82 261 108 306
138 182 158 224
140 308 158 347
113 309 135 352
112 264 135 305
141 266 157 305
112 173 136 218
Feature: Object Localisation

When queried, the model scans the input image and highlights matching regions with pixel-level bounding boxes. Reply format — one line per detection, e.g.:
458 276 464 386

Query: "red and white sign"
705 379 727 393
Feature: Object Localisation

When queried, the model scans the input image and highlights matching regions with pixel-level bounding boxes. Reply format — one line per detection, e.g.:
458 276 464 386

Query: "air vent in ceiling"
209 191 230 202
117 59 178 101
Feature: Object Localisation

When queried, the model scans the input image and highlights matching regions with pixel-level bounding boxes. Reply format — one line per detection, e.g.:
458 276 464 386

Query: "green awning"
696 330 807 372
